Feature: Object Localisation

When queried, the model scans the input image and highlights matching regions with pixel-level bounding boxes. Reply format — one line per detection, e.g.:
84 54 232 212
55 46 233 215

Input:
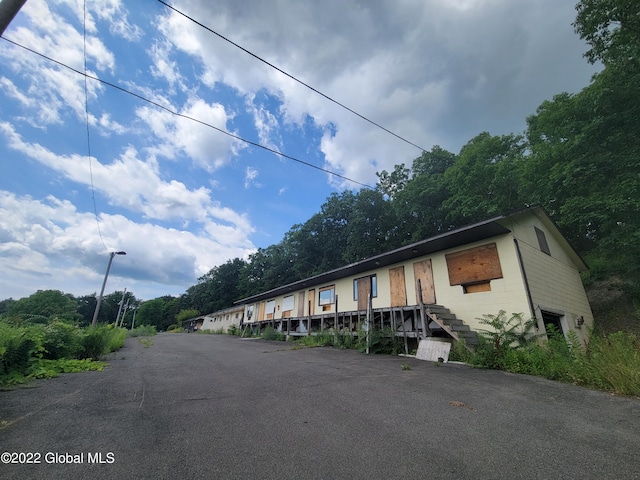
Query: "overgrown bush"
0 322 44 376
261 326 286 341
357 326 404 355
332 330 355 349
80 325 126 360
1 321 125 386
227 324 239 336
126 325 157 337
458 310 640 397
42 321 83 360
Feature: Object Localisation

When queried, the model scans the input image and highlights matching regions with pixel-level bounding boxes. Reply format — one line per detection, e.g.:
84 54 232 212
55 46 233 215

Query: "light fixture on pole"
92 251 126 326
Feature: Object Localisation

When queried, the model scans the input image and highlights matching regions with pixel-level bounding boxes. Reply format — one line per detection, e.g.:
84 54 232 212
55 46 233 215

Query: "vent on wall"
535 227 551 255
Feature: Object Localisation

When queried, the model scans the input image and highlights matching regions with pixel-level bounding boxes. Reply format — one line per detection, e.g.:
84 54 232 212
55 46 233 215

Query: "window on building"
265 300 276 320
463 281 491 294
282 295 295 312
535 227 551 255
542 311 564 337
353 275 377 300
319 285 335 305
446 243 503 286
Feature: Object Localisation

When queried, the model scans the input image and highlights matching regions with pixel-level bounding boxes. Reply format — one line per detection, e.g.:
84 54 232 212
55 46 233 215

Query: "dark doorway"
541 311 564 337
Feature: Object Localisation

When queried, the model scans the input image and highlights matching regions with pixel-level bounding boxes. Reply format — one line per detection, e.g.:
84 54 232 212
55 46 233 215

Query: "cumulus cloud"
244 166 260 189
160 0 596 186
0 190 255 300
136 98 244 171
0 122 253 233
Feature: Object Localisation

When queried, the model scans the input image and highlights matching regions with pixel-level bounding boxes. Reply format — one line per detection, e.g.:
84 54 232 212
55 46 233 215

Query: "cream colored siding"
201 306 244 331
236 208 593 342
518 240 593 342
424 236 531 331
502 213 593 342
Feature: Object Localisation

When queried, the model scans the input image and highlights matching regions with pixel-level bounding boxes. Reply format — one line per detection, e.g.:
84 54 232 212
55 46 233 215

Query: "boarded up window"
413 259 436 304
535 227 551 255
463 282 491 294
353 275 377 300
446 243 503 286
265 300 276 320
282 295 294 312
389 267 407 307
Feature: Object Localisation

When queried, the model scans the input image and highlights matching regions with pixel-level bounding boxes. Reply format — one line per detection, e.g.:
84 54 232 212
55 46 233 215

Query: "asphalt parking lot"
1 333 639 479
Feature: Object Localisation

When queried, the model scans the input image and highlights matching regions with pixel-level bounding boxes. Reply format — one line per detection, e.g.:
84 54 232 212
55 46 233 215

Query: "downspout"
513 238 536 321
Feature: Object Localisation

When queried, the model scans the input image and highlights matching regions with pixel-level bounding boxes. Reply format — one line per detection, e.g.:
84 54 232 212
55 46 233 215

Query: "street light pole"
91 251 126 326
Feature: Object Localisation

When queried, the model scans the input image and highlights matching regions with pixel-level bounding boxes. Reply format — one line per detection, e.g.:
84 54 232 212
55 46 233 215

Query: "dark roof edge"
234 212 511 305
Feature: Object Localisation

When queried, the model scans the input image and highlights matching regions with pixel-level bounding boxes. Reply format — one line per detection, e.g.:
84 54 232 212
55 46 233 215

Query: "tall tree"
7 290 80 324
574 0 640 68
443 132 526 225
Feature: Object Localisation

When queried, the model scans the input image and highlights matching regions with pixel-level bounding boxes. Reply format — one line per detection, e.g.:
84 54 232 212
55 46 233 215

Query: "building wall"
201 307 244 332
505 214 593 343
242 211 593 340
244 234 532 331
427 235 531 330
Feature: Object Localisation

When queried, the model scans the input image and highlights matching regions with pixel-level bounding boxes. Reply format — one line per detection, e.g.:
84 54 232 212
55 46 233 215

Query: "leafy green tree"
76 294 97 326
184 258 248 313
443 132 526 225
390 146 456 243
136 296 179 331
0 298 16 316
7 290 80 324
574 0 640 68
375 163 410 199
411 145 456 177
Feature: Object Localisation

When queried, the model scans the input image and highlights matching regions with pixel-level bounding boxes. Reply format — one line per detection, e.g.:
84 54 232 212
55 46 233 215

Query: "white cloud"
136 98 244 171
0 190 255 300
244 166 260 189
0 122 254 235
160 0 596 186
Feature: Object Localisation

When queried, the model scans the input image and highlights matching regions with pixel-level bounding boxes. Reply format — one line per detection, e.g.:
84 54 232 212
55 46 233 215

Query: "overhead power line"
1 36 373 189
82 0 108 252
157 0 428 153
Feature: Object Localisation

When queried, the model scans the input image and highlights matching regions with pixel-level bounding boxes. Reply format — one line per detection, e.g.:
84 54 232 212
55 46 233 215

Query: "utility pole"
92 251 127 326
0 0 27 36
119 298 130 327
114 288 127 326
130 307 137 330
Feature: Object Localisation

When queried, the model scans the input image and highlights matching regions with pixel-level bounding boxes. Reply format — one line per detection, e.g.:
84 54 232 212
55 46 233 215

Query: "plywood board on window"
464 281 491 293
446 243 503 286
282 295 294 312
297 291 305 317
357 277 371 311
389 266 407 307
307 289 315 316
413 259 436 305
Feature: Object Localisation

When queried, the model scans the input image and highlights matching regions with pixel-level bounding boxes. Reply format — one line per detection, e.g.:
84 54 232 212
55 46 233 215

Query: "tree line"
179 0 639 318
1 0 637 331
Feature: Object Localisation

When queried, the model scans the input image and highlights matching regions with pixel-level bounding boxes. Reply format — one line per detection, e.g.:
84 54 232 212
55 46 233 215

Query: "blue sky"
0 0 598 301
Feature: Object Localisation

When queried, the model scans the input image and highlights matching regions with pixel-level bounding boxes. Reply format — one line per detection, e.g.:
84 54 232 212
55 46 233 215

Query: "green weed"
137 338 154 348
126 325 157 337
261 326 286 341
463 311 640 396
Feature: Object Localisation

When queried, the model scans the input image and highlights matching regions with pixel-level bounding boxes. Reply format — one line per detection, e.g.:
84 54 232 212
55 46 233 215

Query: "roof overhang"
235 215 511 305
